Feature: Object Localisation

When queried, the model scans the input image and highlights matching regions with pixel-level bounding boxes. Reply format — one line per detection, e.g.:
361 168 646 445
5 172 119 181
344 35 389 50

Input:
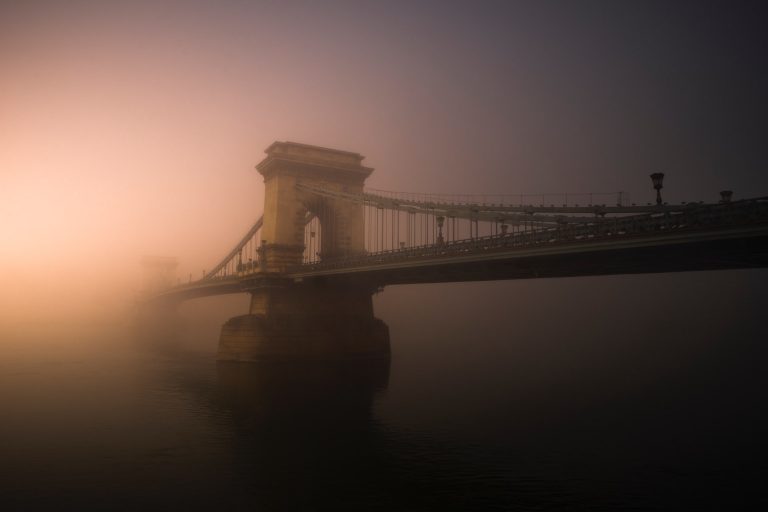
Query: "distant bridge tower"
219 142 389 361
256 141 372 270
137 256 182 350
140 256 178 294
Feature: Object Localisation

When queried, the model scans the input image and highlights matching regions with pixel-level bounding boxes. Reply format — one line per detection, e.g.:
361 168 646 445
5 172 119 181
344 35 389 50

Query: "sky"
1 0 767 321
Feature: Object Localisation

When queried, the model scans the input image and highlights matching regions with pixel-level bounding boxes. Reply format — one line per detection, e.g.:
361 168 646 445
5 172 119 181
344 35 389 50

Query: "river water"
2 270 767 510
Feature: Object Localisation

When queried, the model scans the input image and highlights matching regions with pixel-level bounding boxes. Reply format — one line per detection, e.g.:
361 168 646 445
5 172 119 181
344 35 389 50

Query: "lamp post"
650 173 665 205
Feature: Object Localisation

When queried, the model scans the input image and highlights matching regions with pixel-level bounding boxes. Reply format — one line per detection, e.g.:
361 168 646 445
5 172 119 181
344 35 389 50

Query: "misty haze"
2 1 767 510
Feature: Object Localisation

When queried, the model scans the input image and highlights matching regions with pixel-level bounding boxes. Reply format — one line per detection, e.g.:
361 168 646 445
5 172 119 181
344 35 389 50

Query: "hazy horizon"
3 3 768 509
3 0 767 324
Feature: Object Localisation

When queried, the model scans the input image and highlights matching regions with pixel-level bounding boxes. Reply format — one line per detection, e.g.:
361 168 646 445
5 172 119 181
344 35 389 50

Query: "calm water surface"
1 271 767 510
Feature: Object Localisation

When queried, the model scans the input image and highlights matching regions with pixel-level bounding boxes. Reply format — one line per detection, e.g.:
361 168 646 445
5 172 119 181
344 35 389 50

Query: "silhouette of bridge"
142 142 768 361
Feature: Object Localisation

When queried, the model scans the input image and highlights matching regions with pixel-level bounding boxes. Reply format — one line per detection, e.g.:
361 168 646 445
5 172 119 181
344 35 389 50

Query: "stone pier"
219 279 390 361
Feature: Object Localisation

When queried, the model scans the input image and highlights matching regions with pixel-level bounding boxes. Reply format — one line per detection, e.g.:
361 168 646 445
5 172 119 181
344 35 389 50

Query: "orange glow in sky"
2 1 766 322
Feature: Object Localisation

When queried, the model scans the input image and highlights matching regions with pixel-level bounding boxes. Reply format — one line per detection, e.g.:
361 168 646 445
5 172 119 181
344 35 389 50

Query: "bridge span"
141 142 768 361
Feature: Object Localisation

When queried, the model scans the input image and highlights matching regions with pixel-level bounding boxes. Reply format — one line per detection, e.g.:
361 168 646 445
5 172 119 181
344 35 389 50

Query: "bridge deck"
149 216 768 302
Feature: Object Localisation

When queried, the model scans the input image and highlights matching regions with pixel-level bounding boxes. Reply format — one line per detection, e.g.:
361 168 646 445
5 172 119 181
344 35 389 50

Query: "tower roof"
256 141 373 180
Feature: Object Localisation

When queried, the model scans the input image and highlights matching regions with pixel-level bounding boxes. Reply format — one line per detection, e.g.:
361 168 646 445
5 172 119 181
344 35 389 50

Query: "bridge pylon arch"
256 141 372 271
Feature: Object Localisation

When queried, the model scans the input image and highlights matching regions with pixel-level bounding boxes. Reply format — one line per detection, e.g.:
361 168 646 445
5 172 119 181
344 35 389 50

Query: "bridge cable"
204 215 263 280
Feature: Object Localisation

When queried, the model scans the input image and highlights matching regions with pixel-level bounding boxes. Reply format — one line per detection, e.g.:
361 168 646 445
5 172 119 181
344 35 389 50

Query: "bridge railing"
295 197 768 272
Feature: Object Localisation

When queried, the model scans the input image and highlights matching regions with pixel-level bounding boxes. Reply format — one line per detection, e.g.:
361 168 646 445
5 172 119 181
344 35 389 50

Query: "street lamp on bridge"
650 172 665 205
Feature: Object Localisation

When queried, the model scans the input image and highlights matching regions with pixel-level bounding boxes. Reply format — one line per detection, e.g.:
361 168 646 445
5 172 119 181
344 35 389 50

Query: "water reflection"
214 359 391 509
209 359 588 510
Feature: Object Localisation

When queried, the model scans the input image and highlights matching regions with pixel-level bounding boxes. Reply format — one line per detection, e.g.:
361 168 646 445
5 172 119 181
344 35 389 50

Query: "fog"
2 4 768 506
3 0 766 329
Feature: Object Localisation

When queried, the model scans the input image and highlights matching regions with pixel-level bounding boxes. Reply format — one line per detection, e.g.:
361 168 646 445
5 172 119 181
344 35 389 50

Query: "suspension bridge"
141 141 768 361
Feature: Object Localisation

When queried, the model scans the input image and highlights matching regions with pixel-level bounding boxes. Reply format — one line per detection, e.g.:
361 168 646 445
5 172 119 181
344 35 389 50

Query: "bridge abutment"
218 281 390 361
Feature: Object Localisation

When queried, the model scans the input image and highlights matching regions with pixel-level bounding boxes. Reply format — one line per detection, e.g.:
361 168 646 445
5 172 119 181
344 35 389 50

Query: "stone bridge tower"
256 142 372 271
218 142 390 362
140 256 178 294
